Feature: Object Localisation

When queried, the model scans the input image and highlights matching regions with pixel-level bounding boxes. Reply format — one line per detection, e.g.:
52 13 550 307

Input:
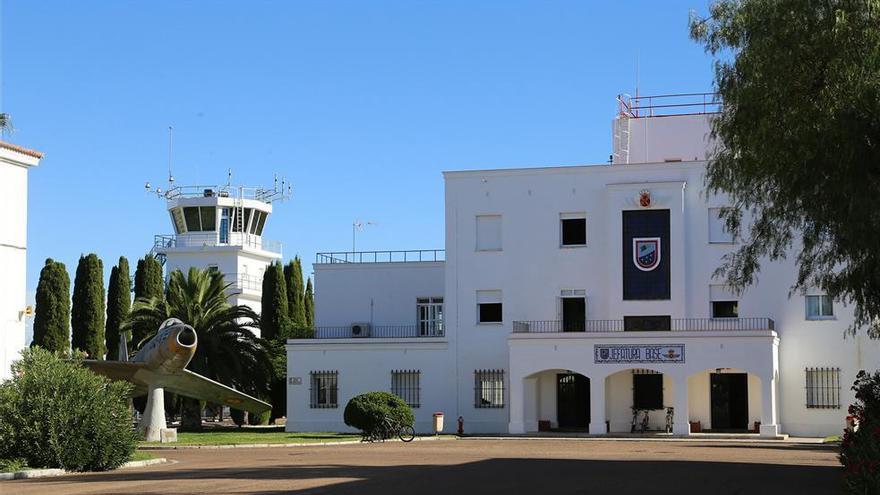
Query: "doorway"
561 297 586 332
557 373 590 429
710 373 749 431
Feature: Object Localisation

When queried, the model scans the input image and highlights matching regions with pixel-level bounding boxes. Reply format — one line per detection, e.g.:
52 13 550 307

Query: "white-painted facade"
152 186 284 335
0 142 42 380
287 94 876 438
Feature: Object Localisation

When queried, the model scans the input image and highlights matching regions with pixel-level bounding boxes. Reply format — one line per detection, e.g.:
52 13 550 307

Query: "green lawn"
141 428 360 446
0 451 154 473
823 435 842 443
129 451 156 462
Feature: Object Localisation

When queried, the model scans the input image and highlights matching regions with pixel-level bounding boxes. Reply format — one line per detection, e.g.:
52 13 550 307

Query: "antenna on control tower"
167 126 175 190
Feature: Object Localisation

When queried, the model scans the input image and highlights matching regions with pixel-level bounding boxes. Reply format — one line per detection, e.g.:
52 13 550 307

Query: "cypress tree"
71 253 105 359
260 261 289 341
105 256 131 360
32 258 71 353
133 255 164 345
304 277 315 329
284 256 306 328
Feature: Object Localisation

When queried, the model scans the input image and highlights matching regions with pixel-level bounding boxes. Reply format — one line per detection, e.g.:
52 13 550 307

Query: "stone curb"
140 434 455 450
459 435 830 445
0 458 169 480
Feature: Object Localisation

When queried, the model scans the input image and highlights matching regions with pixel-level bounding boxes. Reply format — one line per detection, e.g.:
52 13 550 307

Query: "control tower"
149 180 289 336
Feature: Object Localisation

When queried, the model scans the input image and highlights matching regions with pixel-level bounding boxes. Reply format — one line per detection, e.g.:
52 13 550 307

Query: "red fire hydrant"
457 416 464 435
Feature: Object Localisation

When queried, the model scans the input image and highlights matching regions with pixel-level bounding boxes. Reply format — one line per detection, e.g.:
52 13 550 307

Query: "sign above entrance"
594 344 685 364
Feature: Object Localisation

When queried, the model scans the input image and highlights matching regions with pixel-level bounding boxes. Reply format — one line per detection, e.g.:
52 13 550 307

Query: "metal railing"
225 273 262 293
315 250 445 264
153 233 282 255
162 184 287 203
512 317 775 334
313 325 444 339
617 92 721 118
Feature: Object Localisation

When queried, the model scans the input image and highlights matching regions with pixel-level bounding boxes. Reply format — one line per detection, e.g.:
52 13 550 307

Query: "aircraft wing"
82 361 271 414
157 369 271 414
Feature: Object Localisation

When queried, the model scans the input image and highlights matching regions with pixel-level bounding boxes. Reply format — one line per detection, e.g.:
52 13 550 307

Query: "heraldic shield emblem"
633 237 661 271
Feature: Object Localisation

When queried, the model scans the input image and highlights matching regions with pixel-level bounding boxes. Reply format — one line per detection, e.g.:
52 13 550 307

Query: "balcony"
313 325 444 339
315 249 445 264
225 273 262 294
153 233 282 256
512 317 775 334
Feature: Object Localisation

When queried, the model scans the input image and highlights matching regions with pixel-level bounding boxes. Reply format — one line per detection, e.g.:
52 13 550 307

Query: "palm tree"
126 267 275 429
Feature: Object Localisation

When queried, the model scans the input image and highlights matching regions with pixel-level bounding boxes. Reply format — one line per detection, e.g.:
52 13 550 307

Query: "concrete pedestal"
139 384 167 442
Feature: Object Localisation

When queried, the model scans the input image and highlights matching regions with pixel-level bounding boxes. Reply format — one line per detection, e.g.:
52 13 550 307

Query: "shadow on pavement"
18 457 841 495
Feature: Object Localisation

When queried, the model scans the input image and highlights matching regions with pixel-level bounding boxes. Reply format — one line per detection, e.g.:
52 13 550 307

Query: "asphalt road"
7 439 841 495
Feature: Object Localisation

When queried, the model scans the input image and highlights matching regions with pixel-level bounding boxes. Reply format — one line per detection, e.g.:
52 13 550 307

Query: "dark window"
255 211 268 235
474 369 505 408
624 315 671 332
309 370 338 408
633 373 663 410
199 207 216 231
391 370 420 408
712 301 739 318
183 207 202 231
806 367 840 409
479 303 503 323
561 218 586 246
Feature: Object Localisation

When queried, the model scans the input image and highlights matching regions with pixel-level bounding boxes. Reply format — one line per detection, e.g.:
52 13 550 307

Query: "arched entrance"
556 372 590 429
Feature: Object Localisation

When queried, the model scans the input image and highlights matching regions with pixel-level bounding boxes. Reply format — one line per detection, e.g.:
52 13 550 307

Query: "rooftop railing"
512 317 775 334
617 92 721 118
313 325 444 339
315 249 445 264
153 233 282 255
162 184 287 203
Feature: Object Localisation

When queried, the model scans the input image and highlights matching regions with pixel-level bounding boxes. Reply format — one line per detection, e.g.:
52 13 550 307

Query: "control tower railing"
161 184 288 204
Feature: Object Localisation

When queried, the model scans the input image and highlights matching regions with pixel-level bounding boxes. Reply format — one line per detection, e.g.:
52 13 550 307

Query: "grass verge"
141 427 360 446
1 451 155 473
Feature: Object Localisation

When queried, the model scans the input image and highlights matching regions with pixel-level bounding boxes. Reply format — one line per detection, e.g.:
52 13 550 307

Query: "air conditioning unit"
350 323 371 338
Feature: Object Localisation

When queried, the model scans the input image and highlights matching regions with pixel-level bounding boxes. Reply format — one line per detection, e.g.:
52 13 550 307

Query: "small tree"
105 256 131 360
71 254 105 359
304 278 315 329
0 348 137 471
32 259 70 353
284 257 306 328
261 261 290 341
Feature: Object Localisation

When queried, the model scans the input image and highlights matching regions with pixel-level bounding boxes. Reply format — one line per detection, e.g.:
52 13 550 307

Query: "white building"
0 141 43 380
286 93 877 438
151 184 285 334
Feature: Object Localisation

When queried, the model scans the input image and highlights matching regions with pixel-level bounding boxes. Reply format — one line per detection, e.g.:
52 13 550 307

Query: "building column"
589 376 606 435
522 376 539 433
760 372 780 437
508 374 525 434
672 375 690 436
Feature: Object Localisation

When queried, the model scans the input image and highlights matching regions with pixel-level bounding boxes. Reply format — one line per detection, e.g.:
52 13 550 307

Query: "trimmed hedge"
0 348 137 472
248 409 271 426
343 392 414 434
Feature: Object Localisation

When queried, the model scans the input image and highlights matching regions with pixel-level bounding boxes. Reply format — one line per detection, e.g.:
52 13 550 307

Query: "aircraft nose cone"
175 325 197 348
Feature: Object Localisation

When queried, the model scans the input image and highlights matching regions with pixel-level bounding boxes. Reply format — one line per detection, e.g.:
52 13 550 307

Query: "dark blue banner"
623 209 670 300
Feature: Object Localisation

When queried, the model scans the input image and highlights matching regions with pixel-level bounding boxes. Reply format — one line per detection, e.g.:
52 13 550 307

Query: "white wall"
314 262 444 327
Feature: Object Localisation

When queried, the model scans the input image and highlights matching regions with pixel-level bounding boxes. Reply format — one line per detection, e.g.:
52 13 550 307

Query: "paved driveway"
7 439 841 494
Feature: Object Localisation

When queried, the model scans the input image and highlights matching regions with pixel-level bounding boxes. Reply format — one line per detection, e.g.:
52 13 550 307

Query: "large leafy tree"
261 261 290 340
132 255 164 345
71 254 105 358
284 257 306 328
690 0 880 336
126 267 274 428
32 258 70 353
105 256 131 360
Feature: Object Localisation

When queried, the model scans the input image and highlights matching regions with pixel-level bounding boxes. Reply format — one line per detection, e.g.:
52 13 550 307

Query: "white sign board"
594 344 685 364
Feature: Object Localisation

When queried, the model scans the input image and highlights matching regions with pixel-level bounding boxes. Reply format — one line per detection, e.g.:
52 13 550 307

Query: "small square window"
474 369 505 408
560 216 586 246
805 367 840 408
712 300 739 318
310 371 338 408
477 290 502 324
806 295 834 319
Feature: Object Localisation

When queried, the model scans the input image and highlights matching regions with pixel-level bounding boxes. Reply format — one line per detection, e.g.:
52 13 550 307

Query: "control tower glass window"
171 208 186 234
200 207 216 231
255 211 267 235
183 207 201 231
182 206 217 232
249 211 263 235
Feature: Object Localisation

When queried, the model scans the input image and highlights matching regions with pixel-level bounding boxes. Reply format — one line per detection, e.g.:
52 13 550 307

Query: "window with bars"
474 369 505 408
391 370 421 408
805 367 840 409
310 370 338 408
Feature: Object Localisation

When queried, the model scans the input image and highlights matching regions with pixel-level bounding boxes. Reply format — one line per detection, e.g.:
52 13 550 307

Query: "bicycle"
630 408 650 433
362 416 416 443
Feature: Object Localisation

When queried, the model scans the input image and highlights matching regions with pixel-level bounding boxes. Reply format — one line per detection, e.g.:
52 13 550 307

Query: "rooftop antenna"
352 220 377 253
635 51 640 117
167 126 175 190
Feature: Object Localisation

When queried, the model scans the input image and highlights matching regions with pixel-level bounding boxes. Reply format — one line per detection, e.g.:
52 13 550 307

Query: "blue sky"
4 0 714 292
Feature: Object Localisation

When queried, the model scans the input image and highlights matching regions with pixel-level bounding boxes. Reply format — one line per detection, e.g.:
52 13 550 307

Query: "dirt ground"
6 438 842 495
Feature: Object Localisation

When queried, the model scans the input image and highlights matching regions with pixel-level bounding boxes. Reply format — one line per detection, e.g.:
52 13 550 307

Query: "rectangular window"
474 369 505 408
477 290 502 324
708 207 734 243
806 295 834 319
183 207 202 232
309 370 338 408
476 215 502 251
417 297 444 336
171 208 187 234
633 370 663 410
712 301 739 318
391 370 420 408
560 214 587 246
805 367 840 409
249 210 263 234
623 315 671 332
199 207 216 232
254 211 268 236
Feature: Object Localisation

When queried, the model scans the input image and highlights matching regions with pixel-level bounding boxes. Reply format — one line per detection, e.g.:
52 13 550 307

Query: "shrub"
230 408 247 427
343 392 414 434
0 348 137 472
840 370 880 492
248 409 271 426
